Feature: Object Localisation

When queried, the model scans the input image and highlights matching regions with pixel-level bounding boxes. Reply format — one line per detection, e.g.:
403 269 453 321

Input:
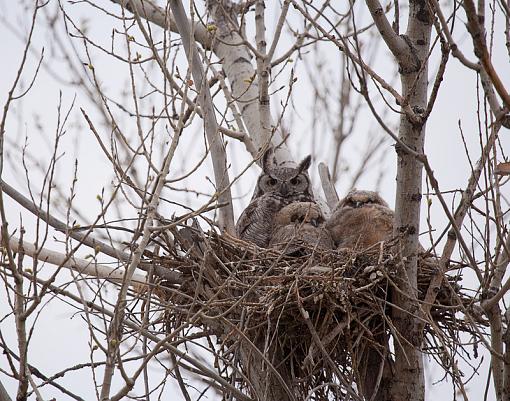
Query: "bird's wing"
235 199 260 238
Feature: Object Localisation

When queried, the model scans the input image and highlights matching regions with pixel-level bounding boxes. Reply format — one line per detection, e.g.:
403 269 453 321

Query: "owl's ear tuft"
298 155 312 173
262 147 275 173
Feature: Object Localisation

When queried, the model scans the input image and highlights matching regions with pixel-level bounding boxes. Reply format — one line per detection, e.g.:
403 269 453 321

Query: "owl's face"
252 151 313 199
327 189 393 249
339 190 388 209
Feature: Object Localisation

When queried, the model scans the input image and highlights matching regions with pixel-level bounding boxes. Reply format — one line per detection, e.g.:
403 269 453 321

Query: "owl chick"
235 149 315 248
269 202 334 255
326 190 394 250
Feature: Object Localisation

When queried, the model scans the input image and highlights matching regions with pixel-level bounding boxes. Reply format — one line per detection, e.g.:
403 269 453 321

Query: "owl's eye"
267 178 277 186
290 177 301 186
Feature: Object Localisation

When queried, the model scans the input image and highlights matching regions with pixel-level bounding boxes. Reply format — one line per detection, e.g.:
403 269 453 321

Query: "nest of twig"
148 224 477 396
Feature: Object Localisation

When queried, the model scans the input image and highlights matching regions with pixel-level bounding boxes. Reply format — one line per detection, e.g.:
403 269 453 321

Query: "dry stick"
211 64 257 157
479 68 510 128
107 242 273 399
26 369 44 401
109 0 212 48
84 105 217 238
318 162 339 210
0 381 11 401
118 4 156 172
429 0 480 70
330 52 352 182
198 245 301 401
222 320 296 401
23 271 253 401
304 383 342 401
109 234 294 399
254 0 271 143
463 0 510 109
0 180 180 283
482 156 507 400
81 109 150 202
127 8 241 230
418 128 509 398
8 236 147 284
421 122 502 314
267 0 291 61
289 0 419 124
219 126 257 156
430 0 509 125
109 331 186 401
423 24 450 120
425 14 510 387
99 148 177 398
97 10 216 390
0 3 44 398
364 0 417 70
167 0 235 234
295 285 363 401
99 107 182 399
11 236 28 401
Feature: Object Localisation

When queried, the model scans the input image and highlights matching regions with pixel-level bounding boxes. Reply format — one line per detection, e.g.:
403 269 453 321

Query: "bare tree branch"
318 162 339 210
463 0 510 108
109 0 212 48
1 180 180 283
8 236 147 284
365 0 417 71
165 0 235 234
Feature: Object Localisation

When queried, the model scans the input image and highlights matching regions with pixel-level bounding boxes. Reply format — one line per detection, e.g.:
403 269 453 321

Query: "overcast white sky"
0 0 509 400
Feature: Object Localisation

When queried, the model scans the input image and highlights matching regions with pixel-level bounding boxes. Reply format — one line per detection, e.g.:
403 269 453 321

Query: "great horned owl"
326 190 394 250
269 202 334 255
235 149 314 248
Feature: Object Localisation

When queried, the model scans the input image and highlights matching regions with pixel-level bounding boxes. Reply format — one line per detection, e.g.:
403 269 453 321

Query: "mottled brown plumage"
269 202 334 254
235 193 284 247
235 149 315 248
326 190 394 250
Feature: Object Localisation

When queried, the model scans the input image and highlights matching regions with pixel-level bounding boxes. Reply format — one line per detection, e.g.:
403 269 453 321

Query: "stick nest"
148 224 480 396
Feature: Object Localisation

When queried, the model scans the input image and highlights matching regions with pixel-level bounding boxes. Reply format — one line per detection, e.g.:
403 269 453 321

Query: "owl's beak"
279 183 289 196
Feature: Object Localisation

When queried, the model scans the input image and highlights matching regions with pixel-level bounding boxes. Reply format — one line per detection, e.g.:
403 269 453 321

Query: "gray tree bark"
169 0 235 234
365 0 432 400
390 2 431 400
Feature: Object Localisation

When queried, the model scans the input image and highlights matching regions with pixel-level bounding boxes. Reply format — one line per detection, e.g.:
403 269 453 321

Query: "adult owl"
235 149 314 248
269 202 334 255
326 190 394 250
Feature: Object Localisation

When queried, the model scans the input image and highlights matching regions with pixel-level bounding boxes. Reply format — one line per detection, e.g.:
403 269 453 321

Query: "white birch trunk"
208 1 295 166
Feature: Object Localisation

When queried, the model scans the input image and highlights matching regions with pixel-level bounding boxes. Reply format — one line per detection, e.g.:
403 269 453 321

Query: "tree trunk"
365 0 432 399
391 2 432 400
209 1 295 167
